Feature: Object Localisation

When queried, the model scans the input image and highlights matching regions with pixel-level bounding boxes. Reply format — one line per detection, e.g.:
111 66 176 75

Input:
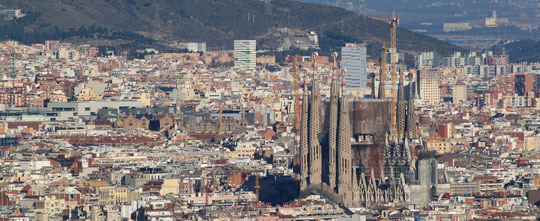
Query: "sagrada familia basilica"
299 50 418 208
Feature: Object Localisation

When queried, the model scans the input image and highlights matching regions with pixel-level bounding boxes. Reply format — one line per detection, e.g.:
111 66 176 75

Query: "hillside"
0 0 462 61
298 0 539 20
298 0 540 50
491 40 540 63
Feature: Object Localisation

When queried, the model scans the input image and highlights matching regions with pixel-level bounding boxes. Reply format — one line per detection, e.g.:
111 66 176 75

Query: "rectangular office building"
234 40 256 70
341 44 367 88
419 69 442 105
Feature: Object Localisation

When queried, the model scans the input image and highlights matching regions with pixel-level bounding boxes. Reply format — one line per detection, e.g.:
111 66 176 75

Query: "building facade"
341 44 367 88
300 61 414 207
452 85 467 104
419 69 442 105
514 73 533 96
415 52 441 69
234 40 256 70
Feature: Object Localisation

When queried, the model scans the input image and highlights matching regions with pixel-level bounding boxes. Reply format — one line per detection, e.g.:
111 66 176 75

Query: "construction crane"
378 43 388 99
11 51 16 79
372 10 400 95
292 55 301 135
247 92 252 125
219 103 224 135
193 170 218 206
240 90 247 127
191 185 210 206
254 174 261 203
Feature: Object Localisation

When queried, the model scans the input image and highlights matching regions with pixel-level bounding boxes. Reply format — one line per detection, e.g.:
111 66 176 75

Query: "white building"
0 9 25 20
47 100 144 120
234 40 256 70
485 11 497 27
341 44 367 89
443 23 472 32
185 42 206 53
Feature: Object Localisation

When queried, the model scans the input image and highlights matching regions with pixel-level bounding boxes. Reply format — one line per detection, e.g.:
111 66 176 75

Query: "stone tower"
407 72 417 139
378 43 387 99
308 53 322 186
328 53 339 191
299 74 310 191
337 69 353 206
396 60 406 140
370 72 377 98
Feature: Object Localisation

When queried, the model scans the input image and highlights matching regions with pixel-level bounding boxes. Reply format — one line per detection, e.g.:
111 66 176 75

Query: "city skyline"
0 0 539 220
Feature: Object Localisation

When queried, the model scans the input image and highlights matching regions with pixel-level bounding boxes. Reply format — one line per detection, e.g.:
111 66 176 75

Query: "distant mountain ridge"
1 0 462 61
491 40 540 63
297 0 539 17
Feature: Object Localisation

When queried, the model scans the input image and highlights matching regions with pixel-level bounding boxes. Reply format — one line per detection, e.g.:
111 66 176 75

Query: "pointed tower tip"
332 52 339 78
303 70 309 93
311 52 319 80
341 70 347 88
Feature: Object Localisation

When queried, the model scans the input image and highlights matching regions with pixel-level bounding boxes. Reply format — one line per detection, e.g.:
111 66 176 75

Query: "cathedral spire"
337 69 353 206
299 69 310 191
308 52 322 186
396 60 406 140
370 72 376 98
352 167 359 206
328 52 339 191
406 72 417 139
403 137 412 172
378 43 387 99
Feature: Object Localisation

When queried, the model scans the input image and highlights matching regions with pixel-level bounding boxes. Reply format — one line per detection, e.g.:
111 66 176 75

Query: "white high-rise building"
341 44 367 89
234 40 256 70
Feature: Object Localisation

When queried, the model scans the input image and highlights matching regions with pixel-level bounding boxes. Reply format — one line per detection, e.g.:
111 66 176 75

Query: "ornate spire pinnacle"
403 137 412 172
328 52 339 191
378 43 387 99
406 72 417 139
352 167 359 206
396 60 406 140
299 70 310 191
371 72 376 98
308 52 322 186
384 129 392 168
404 137 410 157
337 69 353 206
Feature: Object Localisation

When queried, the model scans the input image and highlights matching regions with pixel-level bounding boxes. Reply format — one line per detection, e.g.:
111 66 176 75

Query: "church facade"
299 53 418 208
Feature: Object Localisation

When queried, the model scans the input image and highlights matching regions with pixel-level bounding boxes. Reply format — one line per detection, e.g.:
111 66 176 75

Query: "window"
85 107 91 111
